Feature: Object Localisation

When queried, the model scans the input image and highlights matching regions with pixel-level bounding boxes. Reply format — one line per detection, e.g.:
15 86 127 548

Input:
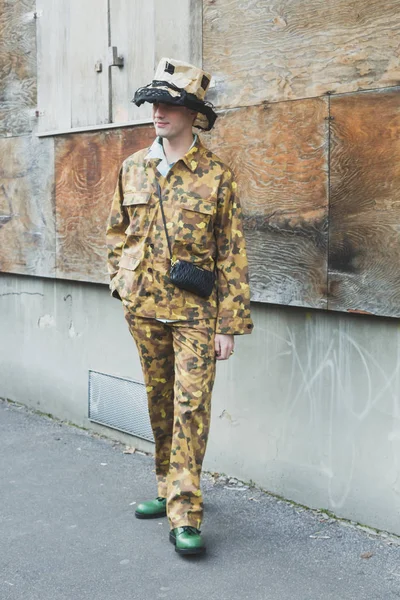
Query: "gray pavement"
1 399 400 600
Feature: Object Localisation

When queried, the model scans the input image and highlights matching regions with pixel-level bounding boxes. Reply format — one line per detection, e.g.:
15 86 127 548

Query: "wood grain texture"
37 0 109 133
328 88 400 317
55 126 155 283
154 0 202 66
0 0 36 137
0 136 55 276
110 0 155 123
205 99 329 308
110 0 202 124
203 0 400 109
70 0 109 128
36 0 72 133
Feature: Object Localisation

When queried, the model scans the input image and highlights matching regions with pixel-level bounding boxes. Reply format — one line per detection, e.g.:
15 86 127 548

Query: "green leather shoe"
169 526 206 555
135 497 167 519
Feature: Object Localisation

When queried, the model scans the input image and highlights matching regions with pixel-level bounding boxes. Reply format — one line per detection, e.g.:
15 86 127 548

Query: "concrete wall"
1 272 400 535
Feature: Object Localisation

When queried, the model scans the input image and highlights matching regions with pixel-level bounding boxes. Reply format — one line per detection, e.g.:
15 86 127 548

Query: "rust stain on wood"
205 99 329 308
204 0 400 109
0 136 55 276
55 125 155 283
0 0 36 137
328 89 400 317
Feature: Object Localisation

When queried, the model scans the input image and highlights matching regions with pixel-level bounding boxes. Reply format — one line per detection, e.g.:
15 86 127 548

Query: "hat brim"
133 85 217 131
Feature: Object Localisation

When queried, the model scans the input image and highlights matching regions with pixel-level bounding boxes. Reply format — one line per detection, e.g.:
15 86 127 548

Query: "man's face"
152 102 197 140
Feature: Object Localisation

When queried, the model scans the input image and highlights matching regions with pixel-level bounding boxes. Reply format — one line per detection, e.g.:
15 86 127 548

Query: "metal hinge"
108 46 124 67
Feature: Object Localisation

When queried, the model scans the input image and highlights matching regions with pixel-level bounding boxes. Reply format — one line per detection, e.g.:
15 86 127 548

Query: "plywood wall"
55 126 154 282
1 0 400 319
328 89 400 317
0 0 36 137
204 0 400 109
206 100 329 308
204 0 400 317
0 136 55 277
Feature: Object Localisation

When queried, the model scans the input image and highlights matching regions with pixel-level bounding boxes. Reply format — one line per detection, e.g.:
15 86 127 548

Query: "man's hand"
215 334 234 360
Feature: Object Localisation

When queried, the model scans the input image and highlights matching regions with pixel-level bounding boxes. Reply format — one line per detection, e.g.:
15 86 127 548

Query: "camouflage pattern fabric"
106 137 253 336
124 311 216 529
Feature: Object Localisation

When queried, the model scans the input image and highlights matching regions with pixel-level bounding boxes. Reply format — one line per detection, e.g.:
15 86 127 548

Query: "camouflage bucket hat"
132 57 217 131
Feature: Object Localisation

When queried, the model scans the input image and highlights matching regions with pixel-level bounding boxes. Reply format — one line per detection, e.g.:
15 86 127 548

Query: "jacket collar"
145 135 203 174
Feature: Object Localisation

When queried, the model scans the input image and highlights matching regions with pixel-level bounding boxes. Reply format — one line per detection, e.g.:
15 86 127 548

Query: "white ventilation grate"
88 370 154 443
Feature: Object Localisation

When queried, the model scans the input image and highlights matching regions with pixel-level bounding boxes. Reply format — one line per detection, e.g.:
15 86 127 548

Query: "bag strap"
155 181 173 262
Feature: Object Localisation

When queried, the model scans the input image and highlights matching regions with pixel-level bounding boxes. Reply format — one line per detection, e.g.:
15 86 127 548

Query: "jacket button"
149 243 154 249
145 291 151 297
147 267 153 273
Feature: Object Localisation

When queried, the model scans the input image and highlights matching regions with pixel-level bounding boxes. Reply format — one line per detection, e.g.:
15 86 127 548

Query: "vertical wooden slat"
36 0 72 133
110 0 203 125
328 88 400 317
55 126 155 283
154 0 202 66
0 0 36 137
110 0 155 123
0 136 55 277
70 0 109 128
205 99 329 308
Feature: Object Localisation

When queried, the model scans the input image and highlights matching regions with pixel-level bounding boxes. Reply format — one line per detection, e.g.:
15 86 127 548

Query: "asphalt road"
1 400 399 600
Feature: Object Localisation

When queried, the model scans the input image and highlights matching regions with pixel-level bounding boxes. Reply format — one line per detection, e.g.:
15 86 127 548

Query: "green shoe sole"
169 531 206 555
135 509 167 519
134 498 167 519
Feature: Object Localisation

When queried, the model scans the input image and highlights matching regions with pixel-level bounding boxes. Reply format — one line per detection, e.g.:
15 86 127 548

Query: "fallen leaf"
123 447 136 454
361 552 374 559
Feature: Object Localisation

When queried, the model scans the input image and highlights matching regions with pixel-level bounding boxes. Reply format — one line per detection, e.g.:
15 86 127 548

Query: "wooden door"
37 0 109 132
110 0 202 125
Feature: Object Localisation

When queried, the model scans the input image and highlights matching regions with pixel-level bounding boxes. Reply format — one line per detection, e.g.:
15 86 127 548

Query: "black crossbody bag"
156 182 216 299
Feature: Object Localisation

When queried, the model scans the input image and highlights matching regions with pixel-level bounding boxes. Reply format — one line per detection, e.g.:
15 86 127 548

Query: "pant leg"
167 319 216 530
124 310 175 498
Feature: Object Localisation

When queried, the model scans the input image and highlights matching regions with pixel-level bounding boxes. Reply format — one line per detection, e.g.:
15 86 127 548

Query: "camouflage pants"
124 310 216 530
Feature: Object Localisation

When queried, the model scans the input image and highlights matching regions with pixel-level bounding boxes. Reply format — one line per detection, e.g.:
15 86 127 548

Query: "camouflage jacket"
106 137 253 335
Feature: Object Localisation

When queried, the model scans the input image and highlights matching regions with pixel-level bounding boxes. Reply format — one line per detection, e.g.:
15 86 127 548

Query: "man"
106 58 253 555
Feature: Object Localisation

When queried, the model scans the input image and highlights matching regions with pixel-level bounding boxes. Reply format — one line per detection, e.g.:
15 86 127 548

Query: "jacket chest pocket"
175 195 215 247
123 192 151 236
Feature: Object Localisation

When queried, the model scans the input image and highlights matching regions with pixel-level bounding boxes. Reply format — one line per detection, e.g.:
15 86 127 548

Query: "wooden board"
203 0 400 109
0 136 55 277
110 0 202 124
70 0 109 128
154 0 202 66
0 0 36 137
55 126 155 283
37 0 109 133
205 99 329 308
110 0 155 123
328 88 400 317
36 0 71 133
